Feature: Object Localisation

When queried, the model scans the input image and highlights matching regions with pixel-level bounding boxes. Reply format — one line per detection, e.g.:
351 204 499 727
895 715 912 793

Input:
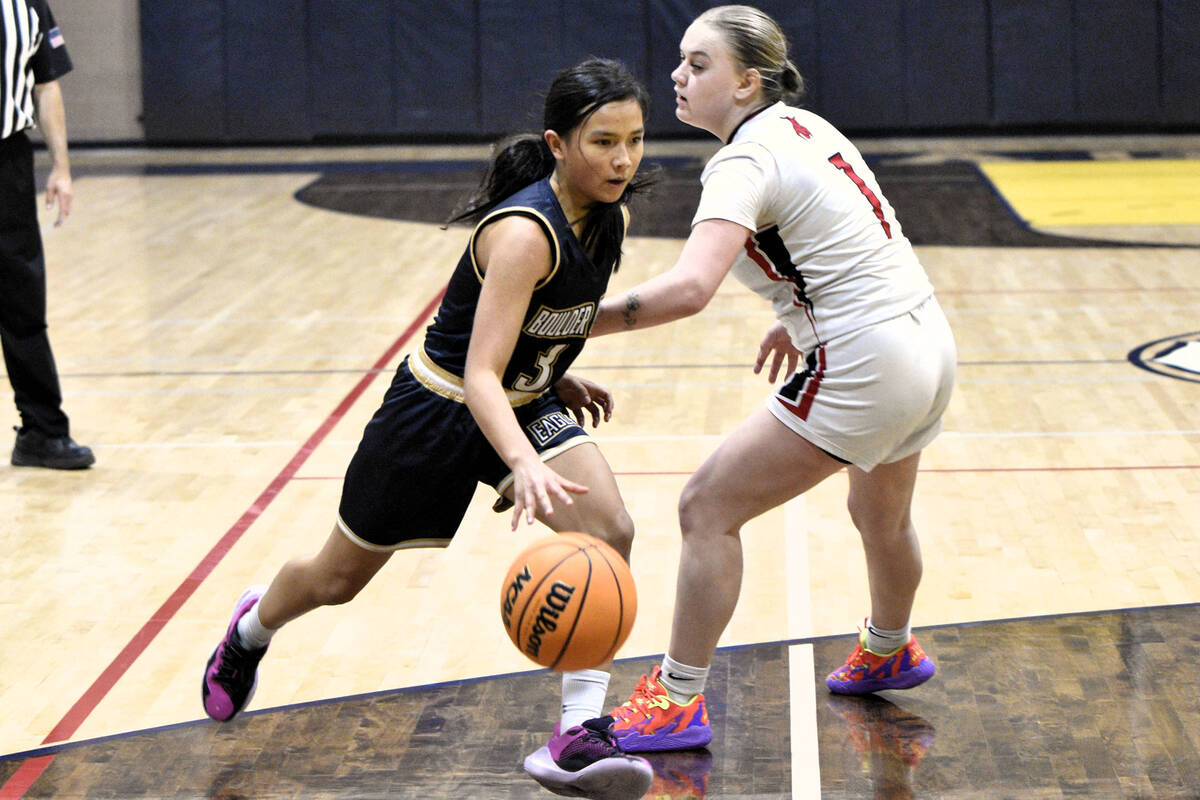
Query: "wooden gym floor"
0 133 1198 798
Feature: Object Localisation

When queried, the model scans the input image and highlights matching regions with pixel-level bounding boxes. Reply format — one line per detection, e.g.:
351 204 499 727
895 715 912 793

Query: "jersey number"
513 343 568 393
828 153 892 239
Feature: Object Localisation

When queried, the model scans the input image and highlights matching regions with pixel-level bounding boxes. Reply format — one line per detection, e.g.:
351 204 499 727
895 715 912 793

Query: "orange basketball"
499 532 637 671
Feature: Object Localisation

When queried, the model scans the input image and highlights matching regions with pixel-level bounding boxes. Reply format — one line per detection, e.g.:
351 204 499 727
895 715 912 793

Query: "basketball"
500 532 637 671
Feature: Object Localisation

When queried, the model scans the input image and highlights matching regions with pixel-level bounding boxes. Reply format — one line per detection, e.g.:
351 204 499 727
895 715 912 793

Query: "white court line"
785 496 822 798
785 497 813 642
789 644 822 800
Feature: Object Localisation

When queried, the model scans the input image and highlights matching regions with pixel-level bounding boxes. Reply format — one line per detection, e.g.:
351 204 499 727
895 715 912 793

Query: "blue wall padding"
1161 0 1200 125
308 0 393 136
992 1 1076 125
393 0 481 133
141 1 227 141
905 0 991 129
816 1 907 130
478 2 565 132
138 0 1200 143
225 1 310 140
1074 0 1159 124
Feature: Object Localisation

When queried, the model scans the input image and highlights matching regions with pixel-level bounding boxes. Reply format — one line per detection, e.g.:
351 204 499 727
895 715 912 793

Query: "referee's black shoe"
12 426 95 469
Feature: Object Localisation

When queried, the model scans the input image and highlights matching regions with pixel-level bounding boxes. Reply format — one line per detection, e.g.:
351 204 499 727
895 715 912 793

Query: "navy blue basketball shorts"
337 358 590 551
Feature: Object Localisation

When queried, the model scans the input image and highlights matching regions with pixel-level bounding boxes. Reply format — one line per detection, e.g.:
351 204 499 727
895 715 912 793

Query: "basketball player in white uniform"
589 5 958 753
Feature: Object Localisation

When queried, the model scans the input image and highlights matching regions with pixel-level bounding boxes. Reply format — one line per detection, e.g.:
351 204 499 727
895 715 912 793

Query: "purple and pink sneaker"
202 587 268 722
524 716 653 799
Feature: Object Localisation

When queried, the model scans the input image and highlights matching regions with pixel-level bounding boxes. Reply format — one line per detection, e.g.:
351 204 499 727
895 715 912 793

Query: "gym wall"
135 0 1199 144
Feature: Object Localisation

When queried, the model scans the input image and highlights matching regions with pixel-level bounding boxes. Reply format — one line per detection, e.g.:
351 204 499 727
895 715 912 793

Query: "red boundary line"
0 289 444 800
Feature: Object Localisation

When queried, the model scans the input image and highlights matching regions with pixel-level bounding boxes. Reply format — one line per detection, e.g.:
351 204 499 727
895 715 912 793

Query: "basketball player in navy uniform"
200 58 655 800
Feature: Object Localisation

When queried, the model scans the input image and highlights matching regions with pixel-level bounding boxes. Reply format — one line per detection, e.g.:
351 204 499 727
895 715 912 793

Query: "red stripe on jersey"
797 345 826 418
743 236 777 277
776 345 826 421
744 233 825 356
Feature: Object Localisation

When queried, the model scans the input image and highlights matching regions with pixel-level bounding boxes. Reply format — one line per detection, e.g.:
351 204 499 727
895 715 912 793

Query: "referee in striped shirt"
2 0 93 468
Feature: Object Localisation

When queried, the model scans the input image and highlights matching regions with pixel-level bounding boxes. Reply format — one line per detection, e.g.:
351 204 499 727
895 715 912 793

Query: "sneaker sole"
11 452 95 469
202 586 267 721
523 745 653 800
826 661 936 695
612 724 713 753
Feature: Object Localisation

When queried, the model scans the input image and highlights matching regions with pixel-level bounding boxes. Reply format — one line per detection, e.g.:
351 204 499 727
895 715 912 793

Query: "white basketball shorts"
768 295 956 471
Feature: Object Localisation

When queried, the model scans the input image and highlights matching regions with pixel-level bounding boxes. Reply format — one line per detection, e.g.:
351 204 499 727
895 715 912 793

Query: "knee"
847 497 913 544
589 508 636 562
678 479 719 539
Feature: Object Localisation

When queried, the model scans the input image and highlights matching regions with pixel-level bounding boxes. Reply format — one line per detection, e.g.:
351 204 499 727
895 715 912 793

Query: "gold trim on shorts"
410 346 541 407
336 512 451 552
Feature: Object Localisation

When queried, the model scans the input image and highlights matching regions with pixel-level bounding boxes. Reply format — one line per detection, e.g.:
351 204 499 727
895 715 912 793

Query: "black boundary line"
3 599 1198 765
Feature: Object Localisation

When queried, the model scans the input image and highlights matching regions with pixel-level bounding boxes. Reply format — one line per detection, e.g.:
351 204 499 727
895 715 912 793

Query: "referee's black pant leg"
0 134 69 438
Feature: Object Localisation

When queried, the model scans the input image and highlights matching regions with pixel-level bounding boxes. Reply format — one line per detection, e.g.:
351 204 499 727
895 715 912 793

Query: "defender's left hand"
554 374 614 428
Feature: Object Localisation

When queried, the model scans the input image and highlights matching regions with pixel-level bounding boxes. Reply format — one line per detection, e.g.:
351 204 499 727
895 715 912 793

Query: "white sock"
235 601 276 650
864 618 910 655
657 655 708 705
560 669 610 730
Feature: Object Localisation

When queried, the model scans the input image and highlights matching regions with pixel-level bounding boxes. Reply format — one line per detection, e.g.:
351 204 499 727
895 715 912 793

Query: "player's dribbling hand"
508 453 590 530
553 374 613 428
754 321 801 383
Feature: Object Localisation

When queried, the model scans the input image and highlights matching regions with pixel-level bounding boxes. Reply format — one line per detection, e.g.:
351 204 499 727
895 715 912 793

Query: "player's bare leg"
202 526 390 722
257 524 392 629
828 451 935 695
520 441 653 799
612 408 842 752
670 407 843 667
847 452 922 631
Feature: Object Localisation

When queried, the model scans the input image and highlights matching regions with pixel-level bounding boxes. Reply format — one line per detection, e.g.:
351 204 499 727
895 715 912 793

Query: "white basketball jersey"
692 102 933 353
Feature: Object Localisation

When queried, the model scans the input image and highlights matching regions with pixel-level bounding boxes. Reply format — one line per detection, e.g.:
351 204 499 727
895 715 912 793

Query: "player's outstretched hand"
754 321 801 383
508 453 589 530
553 374 614 428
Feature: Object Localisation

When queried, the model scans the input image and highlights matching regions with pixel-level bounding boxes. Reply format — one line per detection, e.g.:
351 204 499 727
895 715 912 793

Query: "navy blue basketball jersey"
423 177 618 395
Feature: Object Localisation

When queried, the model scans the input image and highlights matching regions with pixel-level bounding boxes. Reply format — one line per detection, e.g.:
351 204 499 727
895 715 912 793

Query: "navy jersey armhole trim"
468 206 561 289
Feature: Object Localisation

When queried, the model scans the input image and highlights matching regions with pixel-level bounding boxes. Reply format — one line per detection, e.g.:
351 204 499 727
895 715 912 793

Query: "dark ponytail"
446 134 556 226
447 57 656 273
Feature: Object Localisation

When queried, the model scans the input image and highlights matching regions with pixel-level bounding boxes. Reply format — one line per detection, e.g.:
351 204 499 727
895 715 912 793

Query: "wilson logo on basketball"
524 581 577 659
500 565 532 629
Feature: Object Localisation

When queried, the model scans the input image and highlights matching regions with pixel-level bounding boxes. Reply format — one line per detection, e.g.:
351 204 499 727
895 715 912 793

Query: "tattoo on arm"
622 293 641 328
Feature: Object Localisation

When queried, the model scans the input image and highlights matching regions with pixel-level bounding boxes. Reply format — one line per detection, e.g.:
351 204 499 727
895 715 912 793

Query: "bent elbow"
677 279 714 318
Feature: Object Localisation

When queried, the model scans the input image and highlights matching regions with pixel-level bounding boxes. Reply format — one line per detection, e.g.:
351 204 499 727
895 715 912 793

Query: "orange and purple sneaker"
825 630 936 695
609 667 712 753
